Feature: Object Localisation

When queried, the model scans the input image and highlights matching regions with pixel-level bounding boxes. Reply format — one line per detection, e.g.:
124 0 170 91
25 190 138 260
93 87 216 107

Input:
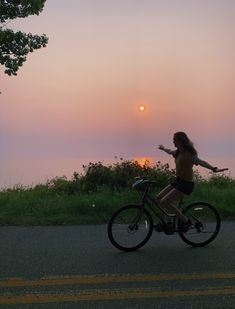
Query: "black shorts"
171 177 194 195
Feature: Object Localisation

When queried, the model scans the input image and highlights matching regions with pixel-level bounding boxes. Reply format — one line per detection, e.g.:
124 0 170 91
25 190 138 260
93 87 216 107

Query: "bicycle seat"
132 177 155 190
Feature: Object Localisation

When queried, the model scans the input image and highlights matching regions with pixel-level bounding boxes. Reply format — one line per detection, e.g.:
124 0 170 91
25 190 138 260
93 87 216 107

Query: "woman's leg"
156 185 173 202
155 185 175 223
159 188 188 222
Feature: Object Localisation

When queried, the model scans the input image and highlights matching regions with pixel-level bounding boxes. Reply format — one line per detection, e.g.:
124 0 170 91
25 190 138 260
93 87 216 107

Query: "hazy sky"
1 0 235 182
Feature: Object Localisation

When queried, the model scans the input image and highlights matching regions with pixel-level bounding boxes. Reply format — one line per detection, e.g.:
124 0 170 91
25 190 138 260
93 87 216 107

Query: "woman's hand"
212 167 229 173
158 145 176 156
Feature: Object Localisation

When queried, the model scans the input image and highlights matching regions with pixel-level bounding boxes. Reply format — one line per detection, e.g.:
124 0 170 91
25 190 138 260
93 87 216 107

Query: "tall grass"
0 159 234 225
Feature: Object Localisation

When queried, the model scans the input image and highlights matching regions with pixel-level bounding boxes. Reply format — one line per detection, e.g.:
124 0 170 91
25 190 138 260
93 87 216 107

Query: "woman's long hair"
174 132 197 157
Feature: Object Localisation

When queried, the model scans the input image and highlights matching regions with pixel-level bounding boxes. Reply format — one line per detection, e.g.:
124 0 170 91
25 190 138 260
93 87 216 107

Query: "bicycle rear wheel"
107 204 153 252
178 202 221 247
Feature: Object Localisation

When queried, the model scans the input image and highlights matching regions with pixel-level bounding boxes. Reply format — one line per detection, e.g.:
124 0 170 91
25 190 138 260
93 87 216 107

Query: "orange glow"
133 157 154 167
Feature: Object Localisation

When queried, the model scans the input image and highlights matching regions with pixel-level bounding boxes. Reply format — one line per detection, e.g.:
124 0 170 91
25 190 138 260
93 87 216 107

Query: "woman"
157 131 228 229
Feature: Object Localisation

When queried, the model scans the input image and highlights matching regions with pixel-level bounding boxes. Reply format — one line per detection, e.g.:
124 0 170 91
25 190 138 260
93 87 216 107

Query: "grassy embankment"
0 160 234 225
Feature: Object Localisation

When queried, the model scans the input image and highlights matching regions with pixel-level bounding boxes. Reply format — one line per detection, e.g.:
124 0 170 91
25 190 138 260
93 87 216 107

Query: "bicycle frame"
139 182 204 228
108 179 221 250
138 181 184 225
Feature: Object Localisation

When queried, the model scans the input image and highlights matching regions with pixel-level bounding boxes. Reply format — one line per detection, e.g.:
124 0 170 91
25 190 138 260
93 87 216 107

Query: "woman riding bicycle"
157 131 228 229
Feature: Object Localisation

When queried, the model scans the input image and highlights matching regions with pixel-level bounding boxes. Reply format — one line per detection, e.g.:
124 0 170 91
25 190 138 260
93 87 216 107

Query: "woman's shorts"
171 177 194 195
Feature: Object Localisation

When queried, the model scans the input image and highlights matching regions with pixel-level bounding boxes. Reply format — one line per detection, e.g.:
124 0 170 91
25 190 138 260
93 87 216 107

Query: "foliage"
207 174 235 188
74 159 175 192
0 159 234 225
0 0 48 75
0 0 46 22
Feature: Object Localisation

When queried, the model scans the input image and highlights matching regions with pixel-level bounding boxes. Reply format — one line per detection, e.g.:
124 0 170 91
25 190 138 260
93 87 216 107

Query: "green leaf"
0 0 48 76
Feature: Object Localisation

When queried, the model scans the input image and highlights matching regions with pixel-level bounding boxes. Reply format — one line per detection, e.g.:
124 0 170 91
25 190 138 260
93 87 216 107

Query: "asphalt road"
0 222 235 308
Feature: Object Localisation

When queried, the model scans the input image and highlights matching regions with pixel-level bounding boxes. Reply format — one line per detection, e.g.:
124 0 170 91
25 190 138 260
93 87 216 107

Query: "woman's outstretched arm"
196 157 228 173
158 145 176 156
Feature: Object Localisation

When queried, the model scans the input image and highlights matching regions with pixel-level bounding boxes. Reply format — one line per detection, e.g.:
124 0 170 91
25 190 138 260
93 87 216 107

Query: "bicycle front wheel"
107 204 153 252
178 202 221 247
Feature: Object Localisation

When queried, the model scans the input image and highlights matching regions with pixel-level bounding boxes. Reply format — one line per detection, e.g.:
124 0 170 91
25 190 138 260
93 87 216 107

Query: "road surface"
0 222 234 308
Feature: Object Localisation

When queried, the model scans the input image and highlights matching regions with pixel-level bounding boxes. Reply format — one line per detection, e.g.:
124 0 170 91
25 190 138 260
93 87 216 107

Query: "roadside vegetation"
0 159 234 225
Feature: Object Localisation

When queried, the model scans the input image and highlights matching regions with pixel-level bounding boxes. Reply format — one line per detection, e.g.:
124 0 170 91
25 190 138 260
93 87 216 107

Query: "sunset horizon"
1 0 234 187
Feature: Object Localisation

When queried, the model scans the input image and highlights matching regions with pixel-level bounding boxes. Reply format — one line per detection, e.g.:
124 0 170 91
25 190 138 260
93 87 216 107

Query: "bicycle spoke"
108 205 153 251
179 202 221 247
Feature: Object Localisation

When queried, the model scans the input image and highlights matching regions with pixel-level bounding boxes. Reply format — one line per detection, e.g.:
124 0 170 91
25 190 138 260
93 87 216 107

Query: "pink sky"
0 0 235 185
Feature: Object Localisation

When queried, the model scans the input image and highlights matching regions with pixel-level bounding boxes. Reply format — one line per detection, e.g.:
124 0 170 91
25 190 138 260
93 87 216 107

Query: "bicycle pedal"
164 223 175 235
154 224 164 232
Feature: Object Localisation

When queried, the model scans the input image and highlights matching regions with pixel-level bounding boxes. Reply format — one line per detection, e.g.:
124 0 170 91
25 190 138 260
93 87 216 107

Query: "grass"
0 160 234 225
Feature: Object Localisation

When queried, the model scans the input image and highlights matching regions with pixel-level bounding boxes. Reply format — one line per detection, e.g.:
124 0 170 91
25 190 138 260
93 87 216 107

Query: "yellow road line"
0 285 235 304
1 272 235 288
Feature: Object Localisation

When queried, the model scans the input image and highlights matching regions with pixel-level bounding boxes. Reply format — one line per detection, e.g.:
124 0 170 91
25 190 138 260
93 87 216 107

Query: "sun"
133 157 153 167
139 105 145 112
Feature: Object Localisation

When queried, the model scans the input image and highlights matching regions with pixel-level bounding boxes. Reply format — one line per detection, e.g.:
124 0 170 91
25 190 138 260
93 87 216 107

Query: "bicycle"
107 177 221 252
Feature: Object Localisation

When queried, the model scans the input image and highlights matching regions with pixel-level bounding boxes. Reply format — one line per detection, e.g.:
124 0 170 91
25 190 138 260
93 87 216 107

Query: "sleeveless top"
174 151 199 182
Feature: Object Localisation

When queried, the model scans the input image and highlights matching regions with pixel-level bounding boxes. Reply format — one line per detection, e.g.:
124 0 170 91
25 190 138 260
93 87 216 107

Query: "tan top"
175 151 195 182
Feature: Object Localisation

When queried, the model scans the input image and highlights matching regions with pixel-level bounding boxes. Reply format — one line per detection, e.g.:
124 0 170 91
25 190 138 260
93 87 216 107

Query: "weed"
0 159 234 225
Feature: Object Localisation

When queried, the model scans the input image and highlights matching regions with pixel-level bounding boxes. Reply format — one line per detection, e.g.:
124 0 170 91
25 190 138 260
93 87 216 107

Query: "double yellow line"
0 272 235 304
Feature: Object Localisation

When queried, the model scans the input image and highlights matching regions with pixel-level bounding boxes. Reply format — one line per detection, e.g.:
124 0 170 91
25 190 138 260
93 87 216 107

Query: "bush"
78 159 176 192
0 159 234 225
207 174 235 188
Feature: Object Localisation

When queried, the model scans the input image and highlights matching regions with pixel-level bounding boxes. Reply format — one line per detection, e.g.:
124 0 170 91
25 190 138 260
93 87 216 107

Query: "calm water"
0 156 234 189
